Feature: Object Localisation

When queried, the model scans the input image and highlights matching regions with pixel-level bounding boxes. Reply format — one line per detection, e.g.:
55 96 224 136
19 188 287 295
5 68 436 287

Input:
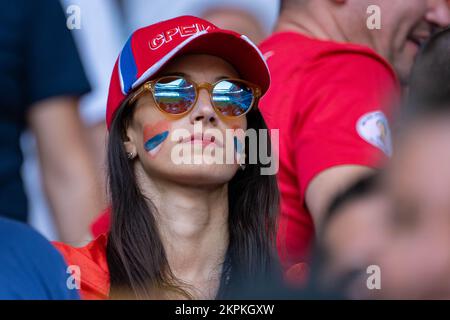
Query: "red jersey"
258 32 400 270
91 208 110 238
53 234 109 300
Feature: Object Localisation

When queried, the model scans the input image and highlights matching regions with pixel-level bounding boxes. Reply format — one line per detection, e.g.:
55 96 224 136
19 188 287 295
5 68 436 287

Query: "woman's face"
124 54 248 187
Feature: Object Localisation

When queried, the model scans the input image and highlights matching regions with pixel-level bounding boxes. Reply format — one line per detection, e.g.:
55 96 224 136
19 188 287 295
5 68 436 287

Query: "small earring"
239 163 246 171
126 152 135 160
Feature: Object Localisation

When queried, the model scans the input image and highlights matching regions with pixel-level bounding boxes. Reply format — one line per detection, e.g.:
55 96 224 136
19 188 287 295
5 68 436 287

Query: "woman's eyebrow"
160 72 186 77
157 73 235 82
214 75 233 81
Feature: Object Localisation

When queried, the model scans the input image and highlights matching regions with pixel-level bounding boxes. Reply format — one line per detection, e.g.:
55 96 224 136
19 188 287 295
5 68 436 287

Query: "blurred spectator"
313 173 391 299
378 28 450 297
0 217 79 299
314 24 450 300
376 104 450 299
122 0 279 44
0 0 102 243
23 0 126 240
62 0 125 199
258 0 450 273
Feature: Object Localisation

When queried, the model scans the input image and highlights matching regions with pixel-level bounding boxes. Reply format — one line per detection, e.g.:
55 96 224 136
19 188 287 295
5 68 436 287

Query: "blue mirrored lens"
212 80 254 116
154 77 196 114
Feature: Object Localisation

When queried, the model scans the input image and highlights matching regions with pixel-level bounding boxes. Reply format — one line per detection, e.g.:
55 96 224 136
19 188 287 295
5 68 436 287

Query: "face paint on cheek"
232 126 246 164
143 121 170 158
234 136 243 154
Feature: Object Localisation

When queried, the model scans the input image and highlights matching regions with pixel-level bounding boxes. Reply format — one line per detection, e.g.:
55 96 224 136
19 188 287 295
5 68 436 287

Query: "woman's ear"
123 125 138 157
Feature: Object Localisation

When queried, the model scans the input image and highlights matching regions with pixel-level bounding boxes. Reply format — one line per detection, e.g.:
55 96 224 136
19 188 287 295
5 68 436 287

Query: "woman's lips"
180 133 224 148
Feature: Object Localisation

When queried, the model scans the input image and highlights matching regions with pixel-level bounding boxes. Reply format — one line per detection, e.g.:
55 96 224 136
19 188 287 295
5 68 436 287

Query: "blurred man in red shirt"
259 0 450 272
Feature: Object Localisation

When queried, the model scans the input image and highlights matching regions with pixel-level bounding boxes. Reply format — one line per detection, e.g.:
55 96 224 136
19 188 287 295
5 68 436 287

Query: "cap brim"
132 30 270 95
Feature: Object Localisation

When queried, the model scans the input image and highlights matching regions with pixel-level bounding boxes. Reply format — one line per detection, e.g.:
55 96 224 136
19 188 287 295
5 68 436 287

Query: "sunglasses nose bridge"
189 83 218 123
196 82 213 97
194 83 215 108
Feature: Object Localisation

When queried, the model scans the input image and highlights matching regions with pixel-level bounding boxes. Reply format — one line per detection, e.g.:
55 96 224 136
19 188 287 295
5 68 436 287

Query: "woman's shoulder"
53 234 110 300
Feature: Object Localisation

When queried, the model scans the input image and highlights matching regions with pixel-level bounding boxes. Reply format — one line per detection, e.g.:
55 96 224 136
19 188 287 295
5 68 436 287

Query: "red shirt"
91 208 110 238
53 234 110 300
258 32 400 270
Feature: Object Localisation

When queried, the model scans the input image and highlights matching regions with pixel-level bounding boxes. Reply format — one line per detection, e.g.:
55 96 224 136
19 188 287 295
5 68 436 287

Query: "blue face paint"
144 131 169 152
234 136 246 165
234 136 243 154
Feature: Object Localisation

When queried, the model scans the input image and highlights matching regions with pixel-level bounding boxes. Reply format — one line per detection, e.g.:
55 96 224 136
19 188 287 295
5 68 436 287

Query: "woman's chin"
165 164 239 187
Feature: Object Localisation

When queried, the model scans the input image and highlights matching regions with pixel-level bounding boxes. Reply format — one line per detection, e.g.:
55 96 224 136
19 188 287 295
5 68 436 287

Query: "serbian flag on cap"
106 15 270 129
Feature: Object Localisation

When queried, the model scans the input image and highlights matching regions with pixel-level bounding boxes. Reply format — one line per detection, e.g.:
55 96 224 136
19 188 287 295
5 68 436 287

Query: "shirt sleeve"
0 218 80 300
295 50 400 197
24 0 90 106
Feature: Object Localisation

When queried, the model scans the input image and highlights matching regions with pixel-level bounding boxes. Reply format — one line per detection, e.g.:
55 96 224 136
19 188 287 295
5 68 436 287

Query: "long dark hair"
106 96 280 299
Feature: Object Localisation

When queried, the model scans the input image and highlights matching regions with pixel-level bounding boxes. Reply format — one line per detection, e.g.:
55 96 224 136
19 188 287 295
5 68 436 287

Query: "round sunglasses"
129 76 261 118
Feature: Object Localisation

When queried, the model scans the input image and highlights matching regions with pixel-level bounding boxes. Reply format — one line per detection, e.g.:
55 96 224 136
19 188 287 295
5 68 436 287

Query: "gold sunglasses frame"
129 76 262 119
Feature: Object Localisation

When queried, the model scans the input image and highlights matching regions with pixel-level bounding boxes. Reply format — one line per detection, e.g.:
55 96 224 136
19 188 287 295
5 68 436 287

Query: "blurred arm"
27 96 103 245
86 121 108 204
305 165 375 232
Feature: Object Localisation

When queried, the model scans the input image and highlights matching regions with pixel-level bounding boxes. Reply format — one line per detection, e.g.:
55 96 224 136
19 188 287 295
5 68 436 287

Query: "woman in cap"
54 16 279 300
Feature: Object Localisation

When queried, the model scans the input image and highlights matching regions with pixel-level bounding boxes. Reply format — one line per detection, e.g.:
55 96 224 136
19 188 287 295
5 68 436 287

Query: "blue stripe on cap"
119 36 138 94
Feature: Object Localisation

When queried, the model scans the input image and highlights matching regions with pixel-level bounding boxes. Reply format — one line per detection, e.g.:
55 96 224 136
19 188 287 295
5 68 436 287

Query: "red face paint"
143 121 170 157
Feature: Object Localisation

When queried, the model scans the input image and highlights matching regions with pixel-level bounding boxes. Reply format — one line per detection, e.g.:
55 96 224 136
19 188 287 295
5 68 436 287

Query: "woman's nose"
189 87 217 125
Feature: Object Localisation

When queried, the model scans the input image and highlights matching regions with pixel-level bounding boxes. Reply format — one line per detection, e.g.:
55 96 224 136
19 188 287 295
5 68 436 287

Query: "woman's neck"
137 170 230 299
